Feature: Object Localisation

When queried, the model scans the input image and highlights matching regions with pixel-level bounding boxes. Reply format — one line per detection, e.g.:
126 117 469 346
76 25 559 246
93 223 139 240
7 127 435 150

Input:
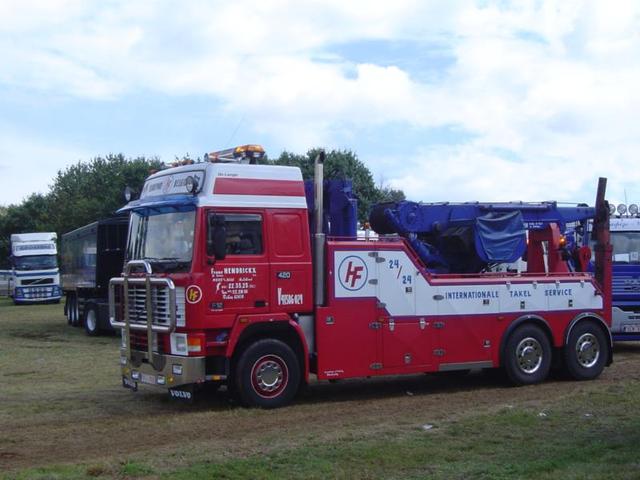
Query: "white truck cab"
10 232 62 304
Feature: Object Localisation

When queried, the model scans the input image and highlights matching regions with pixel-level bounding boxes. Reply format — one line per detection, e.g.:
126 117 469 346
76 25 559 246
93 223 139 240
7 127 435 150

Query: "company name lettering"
148 182 163 192
445 290 499 300
223 267 256 274
545 288 572 296
16 244 54 251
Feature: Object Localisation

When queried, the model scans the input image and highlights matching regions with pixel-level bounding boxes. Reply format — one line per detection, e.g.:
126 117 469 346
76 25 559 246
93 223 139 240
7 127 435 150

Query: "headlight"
170 333 188 356
617 203 627 215
630 204 638 216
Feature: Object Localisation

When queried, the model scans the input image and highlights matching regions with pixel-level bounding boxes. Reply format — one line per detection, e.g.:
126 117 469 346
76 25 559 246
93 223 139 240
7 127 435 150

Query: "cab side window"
208 213 263 256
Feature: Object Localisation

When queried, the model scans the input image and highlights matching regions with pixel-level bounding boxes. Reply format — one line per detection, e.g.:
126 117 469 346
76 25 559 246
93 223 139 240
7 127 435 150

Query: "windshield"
127 206 196 272
13 255 58 270
610 231 640 263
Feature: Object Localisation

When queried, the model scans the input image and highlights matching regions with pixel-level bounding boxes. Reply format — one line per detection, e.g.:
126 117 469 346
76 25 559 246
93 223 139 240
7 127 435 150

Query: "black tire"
66 295 74 325
70 295 80 327
84 303 100 336
563 321 608 381
234 339 301 408
503 324 552 385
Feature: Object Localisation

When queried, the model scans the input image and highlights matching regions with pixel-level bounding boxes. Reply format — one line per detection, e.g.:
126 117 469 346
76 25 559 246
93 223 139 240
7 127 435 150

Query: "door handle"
254 300 266 307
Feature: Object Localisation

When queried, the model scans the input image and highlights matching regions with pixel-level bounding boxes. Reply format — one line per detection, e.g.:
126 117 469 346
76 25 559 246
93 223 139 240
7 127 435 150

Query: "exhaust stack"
314 151 326 306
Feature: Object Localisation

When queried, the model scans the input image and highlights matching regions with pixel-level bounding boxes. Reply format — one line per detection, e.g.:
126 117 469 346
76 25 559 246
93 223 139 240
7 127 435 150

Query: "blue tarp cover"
474 211 526 263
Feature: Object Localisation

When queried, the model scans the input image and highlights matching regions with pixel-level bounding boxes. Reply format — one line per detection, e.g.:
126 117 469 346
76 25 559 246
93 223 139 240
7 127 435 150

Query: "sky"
1 0 640 207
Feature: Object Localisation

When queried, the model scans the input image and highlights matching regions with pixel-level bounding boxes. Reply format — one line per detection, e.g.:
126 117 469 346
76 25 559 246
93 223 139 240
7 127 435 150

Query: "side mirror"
124 186 137 202
207 215 226 260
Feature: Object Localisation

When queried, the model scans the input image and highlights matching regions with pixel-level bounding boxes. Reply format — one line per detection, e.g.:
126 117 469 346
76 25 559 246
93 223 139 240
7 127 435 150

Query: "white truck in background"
9 232 62 304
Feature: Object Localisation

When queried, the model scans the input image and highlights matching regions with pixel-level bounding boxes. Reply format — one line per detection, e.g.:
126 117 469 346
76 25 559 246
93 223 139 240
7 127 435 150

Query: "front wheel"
234 339 301 408
503 324 552 385
563 321 608 381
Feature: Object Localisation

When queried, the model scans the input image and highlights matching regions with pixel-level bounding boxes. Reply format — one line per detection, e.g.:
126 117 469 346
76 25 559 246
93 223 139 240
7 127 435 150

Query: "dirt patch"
3 346 639 472
2 371 37 377
0 452 21 460
10 331 69 342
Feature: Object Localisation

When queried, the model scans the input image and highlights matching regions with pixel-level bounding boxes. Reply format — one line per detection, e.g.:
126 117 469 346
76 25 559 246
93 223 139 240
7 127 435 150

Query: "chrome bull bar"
109 260 177 370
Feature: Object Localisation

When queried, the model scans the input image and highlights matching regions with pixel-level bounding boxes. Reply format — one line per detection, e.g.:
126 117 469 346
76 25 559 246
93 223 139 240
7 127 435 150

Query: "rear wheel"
70 296 80 327
504 324 552 385
65 295 72 325
563 321 608 380
234 339 301 408
84 303 100 336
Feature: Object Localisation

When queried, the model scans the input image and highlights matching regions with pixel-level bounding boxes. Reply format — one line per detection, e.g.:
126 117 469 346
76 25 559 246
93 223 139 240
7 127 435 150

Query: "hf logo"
186 285 202 304
338 255 368 291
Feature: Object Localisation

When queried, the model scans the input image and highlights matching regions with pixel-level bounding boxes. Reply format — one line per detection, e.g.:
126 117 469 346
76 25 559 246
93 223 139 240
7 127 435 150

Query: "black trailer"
61 216 128 335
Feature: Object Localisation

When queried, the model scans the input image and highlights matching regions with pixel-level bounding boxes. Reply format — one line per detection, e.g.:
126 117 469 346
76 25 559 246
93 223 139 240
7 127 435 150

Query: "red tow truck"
110 145 612 408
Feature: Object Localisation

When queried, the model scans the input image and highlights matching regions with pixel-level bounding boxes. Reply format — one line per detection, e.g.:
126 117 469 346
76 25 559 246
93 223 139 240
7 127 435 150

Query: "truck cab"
9 232 62 304
600 209 640 340
111 146 314 404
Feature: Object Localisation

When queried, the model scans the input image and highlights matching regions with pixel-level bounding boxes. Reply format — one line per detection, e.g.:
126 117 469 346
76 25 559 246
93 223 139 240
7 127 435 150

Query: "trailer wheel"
504 324 551 385
65 296 72 325
84 303 100 336
73 296 80 327
563 321 608 381
235 339 300 408
67 295 79 326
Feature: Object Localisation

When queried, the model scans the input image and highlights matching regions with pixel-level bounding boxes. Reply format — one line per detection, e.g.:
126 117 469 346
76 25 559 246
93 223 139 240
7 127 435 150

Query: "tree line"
0 149 404 266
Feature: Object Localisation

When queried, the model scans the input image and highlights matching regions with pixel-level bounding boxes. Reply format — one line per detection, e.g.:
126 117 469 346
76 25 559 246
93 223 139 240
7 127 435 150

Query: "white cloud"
1 0 640 203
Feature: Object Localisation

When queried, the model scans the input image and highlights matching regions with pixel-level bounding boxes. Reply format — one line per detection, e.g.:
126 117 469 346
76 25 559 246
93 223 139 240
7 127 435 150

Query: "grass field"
1 297 640 479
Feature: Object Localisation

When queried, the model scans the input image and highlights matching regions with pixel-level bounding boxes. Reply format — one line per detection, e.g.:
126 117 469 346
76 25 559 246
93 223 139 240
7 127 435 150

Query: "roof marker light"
204 144 265 164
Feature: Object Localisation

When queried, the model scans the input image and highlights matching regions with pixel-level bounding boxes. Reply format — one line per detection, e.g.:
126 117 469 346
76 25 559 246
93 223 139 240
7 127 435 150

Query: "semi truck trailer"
62 216 128 335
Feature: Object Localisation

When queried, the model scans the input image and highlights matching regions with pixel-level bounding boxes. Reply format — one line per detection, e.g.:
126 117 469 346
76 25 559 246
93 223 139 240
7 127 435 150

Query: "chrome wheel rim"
516 337 543 374
251 354 288 399
576 333 600 368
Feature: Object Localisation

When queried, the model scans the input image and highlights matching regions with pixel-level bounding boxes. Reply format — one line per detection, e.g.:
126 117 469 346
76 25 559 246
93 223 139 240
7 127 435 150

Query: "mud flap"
169 384 195 403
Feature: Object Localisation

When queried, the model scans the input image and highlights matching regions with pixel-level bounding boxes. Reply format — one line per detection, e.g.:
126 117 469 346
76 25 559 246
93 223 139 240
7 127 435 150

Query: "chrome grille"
175 286 186 327
126 284 172 326
612 276 640 295
109 263 177 334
